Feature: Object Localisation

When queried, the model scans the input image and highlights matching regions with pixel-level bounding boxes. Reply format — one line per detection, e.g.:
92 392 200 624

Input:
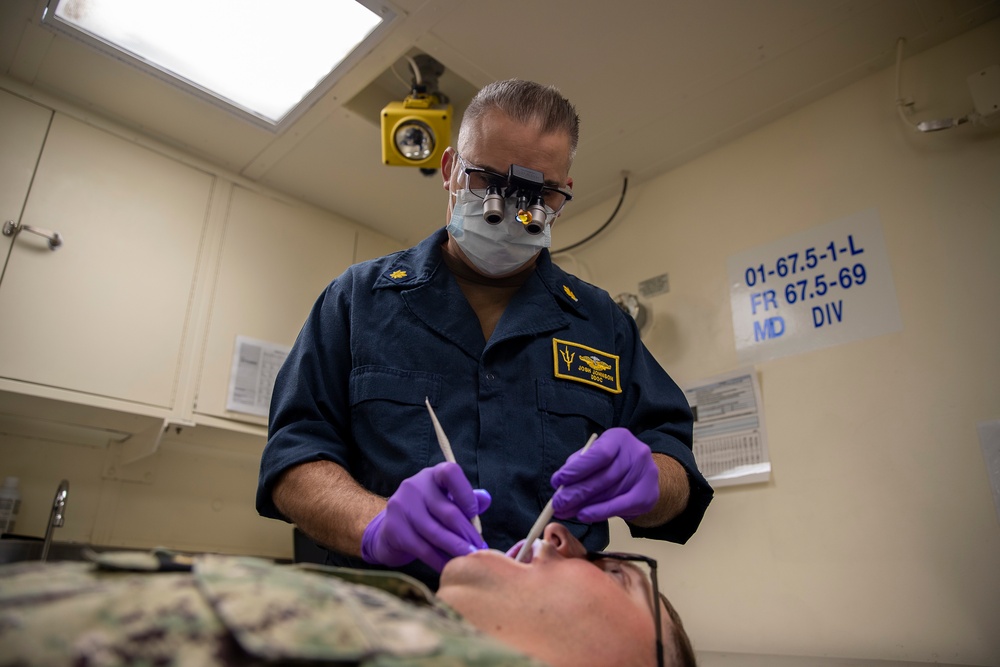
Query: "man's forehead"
459 114 572 173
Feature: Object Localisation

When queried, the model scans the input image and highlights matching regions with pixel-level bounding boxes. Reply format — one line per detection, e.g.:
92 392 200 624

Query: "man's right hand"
361 462 490 572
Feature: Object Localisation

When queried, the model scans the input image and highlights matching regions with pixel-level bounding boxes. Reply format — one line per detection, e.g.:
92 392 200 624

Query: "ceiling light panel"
43 0 396 129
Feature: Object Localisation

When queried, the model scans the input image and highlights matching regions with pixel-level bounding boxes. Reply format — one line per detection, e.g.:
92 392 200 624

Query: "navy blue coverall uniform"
257 228 713 588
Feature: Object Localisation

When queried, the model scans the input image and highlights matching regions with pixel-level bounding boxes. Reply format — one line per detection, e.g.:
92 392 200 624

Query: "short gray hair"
458 79 580 160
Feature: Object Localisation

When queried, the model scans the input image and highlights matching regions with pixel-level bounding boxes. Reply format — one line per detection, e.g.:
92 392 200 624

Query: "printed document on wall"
684 368 770 487
226 335 291 417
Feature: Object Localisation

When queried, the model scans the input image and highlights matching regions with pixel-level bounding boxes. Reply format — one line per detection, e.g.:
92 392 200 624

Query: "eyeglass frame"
454 153 574 216
586 550 664 667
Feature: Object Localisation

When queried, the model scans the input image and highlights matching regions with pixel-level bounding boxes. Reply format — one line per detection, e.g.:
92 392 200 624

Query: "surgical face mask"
447 189 552 277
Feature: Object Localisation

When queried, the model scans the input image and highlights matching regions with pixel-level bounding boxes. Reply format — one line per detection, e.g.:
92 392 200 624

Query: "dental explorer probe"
425 398 483 534
515 432 598 562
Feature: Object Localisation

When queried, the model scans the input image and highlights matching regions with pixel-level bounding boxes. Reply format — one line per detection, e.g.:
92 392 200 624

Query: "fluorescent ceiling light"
45 0 393 126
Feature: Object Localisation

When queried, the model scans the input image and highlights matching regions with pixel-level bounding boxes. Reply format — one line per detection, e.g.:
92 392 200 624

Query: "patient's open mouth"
505 539 543 562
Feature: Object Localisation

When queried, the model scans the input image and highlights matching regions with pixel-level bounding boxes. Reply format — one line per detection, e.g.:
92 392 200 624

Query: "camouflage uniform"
0 550 548 666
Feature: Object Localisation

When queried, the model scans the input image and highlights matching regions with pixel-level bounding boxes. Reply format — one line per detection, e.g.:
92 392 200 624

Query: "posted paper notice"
226 336 291 417
684 369 771 487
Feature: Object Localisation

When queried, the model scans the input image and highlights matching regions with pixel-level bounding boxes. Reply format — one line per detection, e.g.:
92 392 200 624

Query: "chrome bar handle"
3 220 63 250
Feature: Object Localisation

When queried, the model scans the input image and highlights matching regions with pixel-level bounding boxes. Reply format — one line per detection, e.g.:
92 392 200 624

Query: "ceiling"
2 0 997 247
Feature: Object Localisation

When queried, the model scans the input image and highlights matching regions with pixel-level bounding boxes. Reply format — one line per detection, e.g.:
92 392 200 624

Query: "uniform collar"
372 228 449 290
532 246 588 317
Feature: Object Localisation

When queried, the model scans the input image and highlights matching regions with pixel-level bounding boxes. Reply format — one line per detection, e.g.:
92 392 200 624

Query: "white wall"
558 20 999 666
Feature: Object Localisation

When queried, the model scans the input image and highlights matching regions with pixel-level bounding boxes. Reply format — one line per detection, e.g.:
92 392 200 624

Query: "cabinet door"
0 89 52 266
0 113 214 408
193 185 357 423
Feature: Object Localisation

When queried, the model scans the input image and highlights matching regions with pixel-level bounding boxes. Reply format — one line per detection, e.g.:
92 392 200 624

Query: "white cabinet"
192 185 359 424
0 88 404 432
0 111 214 409
0 89 51 270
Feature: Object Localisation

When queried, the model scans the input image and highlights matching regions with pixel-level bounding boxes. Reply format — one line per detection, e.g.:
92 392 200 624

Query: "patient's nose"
542 523 587 558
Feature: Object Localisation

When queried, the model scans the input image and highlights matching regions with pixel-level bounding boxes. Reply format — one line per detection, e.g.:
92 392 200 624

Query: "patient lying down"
0 522 695 666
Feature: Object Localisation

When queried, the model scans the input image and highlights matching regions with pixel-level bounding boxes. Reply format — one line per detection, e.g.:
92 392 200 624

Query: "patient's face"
438 523 671 667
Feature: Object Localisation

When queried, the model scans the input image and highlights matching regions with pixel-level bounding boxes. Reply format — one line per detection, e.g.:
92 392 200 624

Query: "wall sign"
684 368 771 488
227 335 291 417
727 209 902 364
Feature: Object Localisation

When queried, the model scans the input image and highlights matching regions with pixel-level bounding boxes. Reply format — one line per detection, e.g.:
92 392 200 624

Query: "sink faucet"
40 479 69 561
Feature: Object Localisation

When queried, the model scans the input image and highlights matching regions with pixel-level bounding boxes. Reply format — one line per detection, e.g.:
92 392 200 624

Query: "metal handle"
3 220 63 250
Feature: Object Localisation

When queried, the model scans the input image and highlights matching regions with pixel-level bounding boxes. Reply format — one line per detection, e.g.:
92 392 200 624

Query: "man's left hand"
550 428 659 522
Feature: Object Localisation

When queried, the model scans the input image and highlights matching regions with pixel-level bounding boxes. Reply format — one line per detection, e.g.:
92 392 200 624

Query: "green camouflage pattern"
0 551 548 666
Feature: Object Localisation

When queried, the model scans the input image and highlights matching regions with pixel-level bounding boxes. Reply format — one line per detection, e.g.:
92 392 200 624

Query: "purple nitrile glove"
550 427 659 522
361 462 491 572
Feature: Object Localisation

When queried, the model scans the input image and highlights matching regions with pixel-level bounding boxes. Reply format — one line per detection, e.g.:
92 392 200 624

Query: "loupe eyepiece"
483 184 504 224
524 196 547 234
514 194 546 234
522 219 544 235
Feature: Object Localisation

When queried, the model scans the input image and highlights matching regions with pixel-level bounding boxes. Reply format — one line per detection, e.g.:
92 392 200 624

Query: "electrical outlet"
978 420 1000 525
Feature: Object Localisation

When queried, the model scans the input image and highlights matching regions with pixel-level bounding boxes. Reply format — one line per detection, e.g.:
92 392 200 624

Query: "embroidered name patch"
552 338 621 394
